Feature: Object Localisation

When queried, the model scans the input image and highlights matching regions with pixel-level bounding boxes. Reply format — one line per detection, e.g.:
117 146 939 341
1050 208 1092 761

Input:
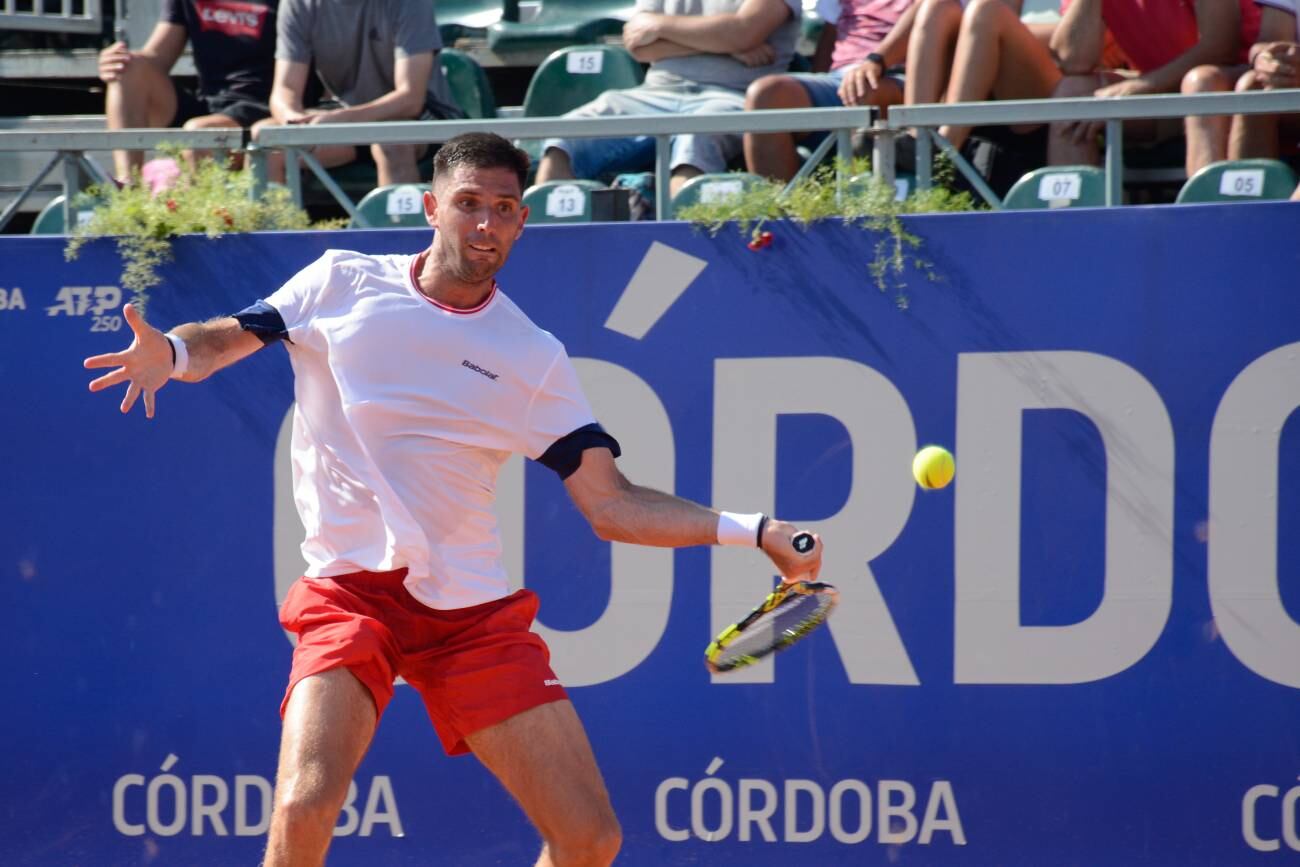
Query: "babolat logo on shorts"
461 359 500 380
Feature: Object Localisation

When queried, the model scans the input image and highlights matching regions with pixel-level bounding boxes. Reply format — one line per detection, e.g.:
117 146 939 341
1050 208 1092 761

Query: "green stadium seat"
440 48 498 119
847 172 917 202
349 184 430 229
671 172 767 212
437 0 509 44
801 12 826 47
1175 158 1298 204
1003 166 1106 209
516 45 644 178
30 193 104 235
522 179 606 223
299 149 437 212
487 0 637 58
521 44 644 117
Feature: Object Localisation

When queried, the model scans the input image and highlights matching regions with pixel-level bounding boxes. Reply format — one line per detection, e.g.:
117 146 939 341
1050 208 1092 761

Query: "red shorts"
278 569 567 755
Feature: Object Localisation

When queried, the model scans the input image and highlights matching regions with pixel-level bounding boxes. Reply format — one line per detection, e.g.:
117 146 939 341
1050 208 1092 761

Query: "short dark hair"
432 132 530 192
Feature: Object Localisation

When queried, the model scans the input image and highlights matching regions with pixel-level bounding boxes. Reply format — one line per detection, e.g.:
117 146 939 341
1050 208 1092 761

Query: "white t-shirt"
265 249 597 610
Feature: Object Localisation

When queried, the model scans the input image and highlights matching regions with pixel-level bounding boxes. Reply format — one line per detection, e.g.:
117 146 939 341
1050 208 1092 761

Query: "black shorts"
173 85 270 129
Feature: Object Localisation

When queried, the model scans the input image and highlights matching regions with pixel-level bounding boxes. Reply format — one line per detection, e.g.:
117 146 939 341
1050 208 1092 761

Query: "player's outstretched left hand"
83 303 172 418
760 519 823 585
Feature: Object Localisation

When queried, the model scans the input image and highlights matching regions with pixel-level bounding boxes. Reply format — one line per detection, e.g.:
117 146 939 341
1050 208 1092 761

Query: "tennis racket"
705 531 837 673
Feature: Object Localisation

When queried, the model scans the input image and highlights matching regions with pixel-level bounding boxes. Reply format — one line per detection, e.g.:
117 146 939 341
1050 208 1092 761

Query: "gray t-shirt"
639 0 802 91
276 0 461 118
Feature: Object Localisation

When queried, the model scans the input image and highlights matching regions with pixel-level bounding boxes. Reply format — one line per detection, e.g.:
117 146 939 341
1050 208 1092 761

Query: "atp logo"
46 285 121 317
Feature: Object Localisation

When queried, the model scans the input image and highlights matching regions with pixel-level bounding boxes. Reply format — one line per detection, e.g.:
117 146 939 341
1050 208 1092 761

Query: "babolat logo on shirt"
461 360 500 380
194 0 268 38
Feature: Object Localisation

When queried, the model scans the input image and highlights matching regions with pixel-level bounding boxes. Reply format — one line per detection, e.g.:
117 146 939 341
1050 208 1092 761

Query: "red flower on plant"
747 230 774 251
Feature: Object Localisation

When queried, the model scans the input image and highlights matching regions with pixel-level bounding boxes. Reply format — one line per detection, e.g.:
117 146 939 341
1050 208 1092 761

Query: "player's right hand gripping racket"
705 531 838 674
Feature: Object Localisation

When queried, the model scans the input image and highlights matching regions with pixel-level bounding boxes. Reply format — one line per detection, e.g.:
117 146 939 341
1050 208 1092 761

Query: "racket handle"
792 531 815 554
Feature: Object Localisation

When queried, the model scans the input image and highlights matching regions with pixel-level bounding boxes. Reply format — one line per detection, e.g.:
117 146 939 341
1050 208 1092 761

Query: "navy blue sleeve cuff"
232 299 290 345
537 423 622 480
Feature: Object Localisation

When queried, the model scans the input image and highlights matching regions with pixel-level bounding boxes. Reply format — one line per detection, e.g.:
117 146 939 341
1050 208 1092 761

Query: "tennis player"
83 131 822 867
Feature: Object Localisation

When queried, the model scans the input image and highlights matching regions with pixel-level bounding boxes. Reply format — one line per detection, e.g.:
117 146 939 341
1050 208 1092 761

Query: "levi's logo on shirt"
194 0 267 38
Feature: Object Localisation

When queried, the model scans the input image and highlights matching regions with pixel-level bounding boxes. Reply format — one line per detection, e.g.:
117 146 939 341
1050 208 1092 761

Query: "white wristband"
718 511 765 547
166 332 189 379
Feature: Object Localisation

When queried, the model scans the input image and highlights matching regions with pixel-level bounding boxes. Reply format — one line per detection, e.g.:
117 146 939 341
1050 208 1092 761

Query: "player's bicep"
174 316 268 381
232 299 291 344
269 59 312 118
394 52 433 94
140 22 188 69
214 318 270 366
734 0 797 46
563 445 629 521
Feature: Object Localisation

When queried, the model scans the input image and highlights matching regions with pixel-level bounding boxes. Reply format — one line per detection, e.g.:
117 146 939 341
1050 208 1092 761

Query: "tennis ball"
913 445 955 490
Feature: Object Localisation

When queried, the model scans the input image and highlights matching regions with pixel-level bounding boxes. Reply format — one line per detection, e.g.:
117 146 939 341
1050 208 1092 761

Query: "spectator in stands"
742 0 917 181
1216 1 1300 172
903 0 1062 152
1047 0 1260 175
533 0 802 197
98 0 276 181
253 0 463 186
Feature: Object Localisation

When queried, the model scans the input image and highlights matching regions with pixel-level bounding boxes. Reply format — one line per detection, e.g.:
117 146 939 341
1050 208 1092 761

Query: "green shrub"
64 146 323 308
677 158 977 308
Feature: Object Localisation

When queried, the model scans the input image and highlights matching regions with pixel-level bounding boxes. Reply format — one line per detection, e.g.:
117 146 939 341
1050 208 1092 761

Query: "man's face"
425 164 528 284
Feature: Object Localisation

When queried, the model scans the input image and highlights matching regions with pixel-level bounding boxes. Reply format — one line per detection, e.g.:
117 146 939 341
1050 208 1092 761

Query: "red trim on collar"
408 250 497 314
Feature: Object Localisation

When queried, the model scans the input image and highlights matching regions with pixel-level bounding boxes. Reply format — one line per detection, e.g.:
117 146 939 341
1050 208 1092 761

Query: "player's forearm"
586 482 723 547
876 3 919 68
168 317 264 382
329 88 427 123
630 39 702 62
656 14 770 54
270 86 305 121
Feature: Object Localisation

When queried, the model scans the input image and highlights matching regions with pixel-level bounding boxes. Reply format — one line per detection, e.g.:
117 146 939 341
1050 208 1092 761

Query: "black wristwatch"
866 52 886 67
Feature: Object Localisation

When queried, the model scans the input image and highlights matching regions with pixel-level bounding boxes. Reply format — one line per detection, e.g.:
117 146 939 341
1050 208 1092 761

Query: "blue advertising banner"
1 204 1298 865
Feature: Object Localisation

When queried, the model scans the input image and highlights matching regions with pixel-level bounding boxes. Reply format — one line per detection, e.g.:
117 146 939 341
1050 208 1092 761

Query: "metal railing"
4 89 1300 231
880 88 1300 208
0 128 243 232
0 0 103 33
247 107 875 222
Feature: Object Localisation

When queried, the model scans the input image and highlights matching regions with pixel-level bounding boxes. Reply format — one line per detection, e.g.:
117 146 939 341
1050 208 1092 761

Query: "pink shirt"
1083 0 1261 71
818 0 916 70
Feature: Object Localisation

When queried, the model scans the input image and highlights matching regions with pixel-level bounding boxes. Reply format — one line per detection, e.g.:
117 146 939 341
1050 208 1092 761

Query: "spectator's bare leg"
180 113 243 171
1229 70 1280 160
670 165 702 197
1048 74 1104 165
535 148 577 185
938 0 1061 150
1182 65 1242 176
250 118 356 184
745 75 904 180
105 58 178 180
744 76 814 181
905 0 963 107
371 143 423 185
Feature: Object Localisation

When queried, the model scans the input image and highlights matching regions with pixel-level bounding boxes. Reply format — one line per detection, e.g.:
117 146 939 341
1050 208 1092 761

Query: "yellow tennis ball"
913 445 955 490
